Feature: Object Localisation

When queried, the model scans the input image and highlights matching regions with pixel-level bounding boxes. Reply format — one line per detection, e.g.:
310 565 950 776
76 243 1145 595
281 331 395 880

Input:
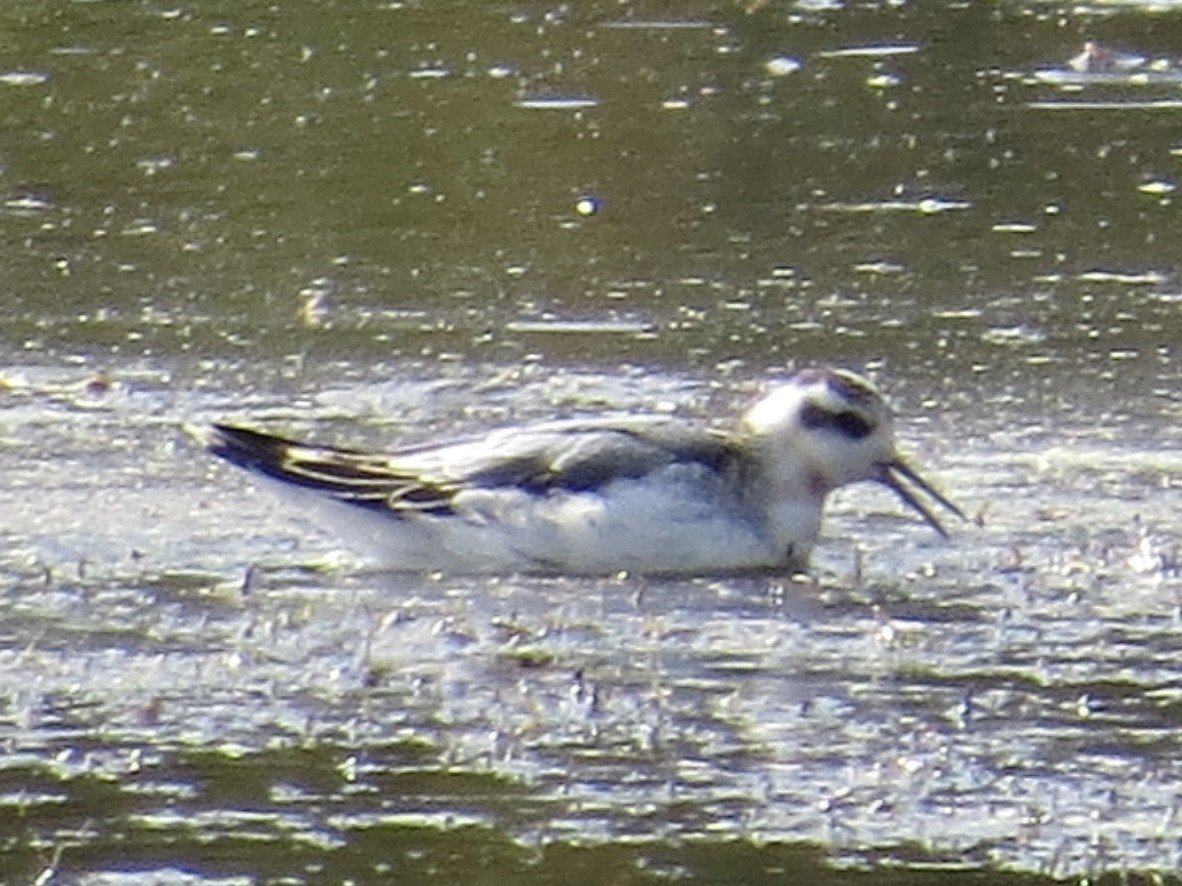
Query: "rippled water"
2 0 1182 883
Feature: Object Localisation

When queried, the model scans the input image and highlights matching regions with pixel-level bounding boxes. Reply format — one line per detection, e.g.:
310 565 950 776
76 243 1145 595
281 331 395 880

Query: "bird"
191 367 963 576
1068 41 1145 74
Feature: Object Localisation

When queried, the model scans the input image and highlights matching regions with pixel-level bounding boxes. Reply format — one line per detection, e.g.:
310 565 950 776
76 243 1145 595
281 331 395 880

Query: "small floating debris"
298 278 334 327
515 97 599 110
4 194 53 212
1077 270 1166 285
818 44 920 59
764 56 802 76
1126 523 1179 576
242 564 263 594
0 70 49 86
817 196 970 214
981 325 1046 345
83 370 114 397
49 46 99 57
497 645 556 669
505 317 655 335
574 195 601 216
1137 179 1175 196
931 308 983 320
599 19 715 30
1028 99 1182 110
992 222 1037 234
136 156 176 175
853 261 904 275
121 219 160 236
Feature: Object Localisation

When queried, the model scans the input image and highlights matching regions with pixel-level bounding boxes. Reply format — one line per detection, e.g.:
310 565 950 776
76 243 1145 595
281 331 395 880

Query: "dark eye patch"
800 403 874 440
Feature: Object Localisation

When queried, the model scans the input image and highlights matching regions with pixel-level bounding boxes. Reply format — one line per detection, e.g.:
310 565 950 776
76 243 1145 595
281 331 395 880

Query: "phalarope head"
742 368 964 536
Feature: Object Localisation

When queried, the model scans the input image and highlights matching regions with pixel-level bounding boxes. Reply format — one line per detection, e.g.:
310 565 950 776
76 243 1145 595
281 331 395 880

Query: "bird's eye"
801 404 874 440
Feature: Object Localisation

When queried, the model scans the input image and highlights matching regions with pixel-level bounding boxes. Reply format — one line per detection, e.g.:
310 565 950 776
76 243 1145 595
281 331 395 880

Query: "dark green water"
2 0 1181 883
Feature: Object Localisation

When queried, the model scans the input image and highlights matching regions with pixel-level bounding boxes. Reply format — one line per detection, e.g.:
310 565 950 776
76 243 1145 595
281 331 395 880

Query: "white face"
743 368 896 487
743 368 963 535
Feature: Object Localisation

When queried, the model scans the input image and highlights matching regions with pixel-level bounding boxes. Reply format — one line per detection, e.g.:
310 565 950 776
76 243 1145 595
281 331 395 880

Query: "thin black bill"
880 460 965 538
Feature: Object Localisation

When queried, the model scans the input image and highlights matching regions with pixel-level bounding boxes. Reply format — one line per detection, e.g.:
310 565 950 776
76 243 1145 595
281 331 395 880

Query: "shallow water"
2 0 1182 883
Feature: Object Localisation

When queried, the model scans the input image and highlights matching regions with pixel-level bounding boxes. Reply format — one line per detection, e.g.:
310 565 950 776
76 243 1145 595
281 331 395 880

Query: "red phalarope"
193 368 963 575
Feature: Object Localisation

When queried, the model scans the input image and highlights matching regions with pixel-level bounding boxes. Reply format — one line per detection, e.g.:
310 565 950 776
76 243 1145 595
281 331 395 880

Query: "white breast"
260 461 818 575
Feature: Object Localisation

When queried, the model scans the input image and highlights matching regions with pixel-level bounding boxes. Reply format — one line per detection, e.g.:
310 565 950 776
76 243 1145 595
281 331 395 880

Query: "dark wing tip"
188 422 300 476
188 422 458 517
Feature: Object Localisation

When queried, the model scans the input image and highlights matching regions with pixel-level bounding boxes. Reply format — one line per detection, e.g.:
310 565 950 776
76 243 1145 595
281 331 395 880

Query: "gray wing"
448 418 742 491
202 418 745 518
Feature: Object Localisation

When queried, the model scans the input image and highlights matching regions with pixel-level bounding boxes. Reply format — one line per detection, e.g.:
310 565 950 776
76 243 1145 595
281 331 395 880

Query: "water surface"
2 0 1181 882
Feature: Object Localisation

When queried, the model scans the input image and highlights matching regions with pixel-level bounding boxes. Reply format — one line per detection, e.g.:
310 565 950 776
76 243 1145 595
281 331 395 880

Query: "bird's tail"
188 423 454 515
